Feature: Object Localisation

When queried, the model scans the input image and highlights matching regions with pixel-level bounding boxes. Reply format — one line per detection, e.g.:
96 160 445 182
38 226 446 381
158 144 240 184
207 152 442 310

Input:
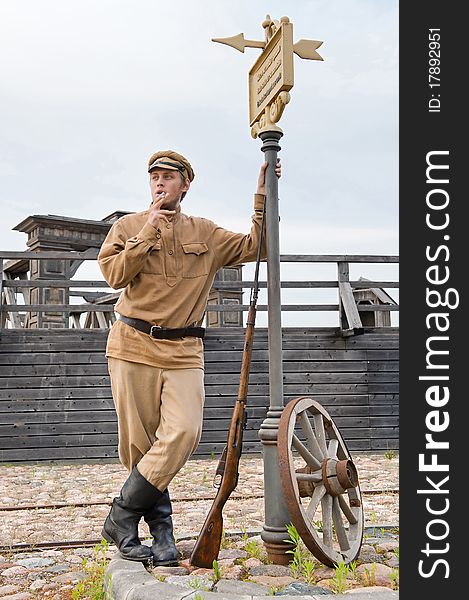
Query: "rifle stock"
189 500 224 568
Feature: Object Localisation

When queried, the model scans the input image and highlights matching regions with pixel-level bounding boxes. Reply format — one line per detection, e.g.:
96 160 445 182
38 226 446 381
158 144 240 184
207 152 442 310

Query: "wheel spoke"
296 471 323 483
292 434 322 470
321 494 333 548
312 414 328 456
306 483 326 519
327 438 339 459
332 497 350 551
338 494 358 525
300 411 324 462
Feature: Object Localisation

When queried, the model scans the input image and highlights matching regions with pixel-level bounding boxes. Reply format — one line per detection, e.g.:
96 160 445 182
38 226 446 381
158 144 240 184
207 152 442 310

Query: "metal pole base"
261 526 292 566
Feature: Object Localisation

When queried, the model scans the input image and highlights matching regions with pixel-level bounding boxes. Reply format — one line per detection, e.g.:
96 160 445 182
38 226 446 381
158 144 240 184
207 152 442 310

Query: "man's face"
149 168 190 210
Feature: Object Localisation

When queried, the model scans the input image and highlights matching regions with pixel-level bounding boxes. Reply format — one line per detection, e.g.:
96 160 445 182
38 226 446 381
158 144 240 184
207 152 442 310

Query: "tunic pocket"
141 248 164 274
182 242 209 278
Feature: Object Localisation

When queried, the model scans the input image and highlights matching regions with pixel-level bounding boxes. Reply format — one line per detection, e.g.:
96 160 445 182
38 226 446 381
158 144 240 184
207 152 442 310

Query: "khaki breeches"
108 357 205 491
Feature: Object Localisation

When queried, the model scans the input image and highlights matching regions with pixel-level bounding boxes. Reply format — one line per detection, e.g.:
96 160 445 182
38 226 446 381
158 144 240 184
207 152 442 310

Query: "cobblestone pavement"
0 453 398 598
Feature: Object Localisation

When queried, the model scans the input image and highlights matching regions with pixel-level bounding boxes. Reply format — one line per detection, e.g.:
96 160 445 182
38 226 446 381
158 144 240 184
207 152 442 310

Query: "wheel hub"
322 458 358 496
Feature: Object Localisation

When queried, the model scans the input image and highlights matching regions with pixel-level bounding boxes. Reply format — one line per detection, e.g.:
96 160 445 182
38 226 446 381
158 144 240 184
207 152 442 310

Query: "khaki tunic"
98 194 266 369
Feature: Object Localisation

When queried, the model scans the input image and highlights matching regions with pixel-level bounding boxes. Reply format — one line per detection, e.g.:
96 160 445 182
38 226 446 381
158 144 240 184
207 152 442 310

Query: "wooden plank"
367 373 399 383
0 433 118 448
206 405 370 419
0 445 119 462
205 395 372 409
6 304 117 312
214 336 399 360
0 376 111 389
1 367 394 384
368 383 398 394
0 405 374 433
205 350 369 361
350 281 399 289
369 427 399 438
369 404 399 416
3 402 339 421
311 404 371 417
0 341 108 354
204 372 369 385
371 440 399 450
358 305 398 313
194 442 262 457
282 393 370 405
3 280 110 288
0 397 269 414
208 348 398 361
0 250 99 260
0 387 114 401
2 279 22 328
0 422 118 436
198 427 369 443
362 351 399 360
0 328 110 338
195 438 381 455
0 408 116 424
0 389 372 412
0 364 109 377
0 352 108 365
205 383 370 394
370 416 399 427
368 394 399 404
366 361 399 372
278 254 398 263
205 360 369 372
338 281 363 333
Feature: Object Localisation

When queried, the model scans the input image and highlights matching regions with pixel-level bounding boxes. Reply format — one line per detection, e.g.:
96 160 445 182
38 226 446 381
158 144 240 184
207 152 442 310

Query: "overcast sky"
0 0 398 326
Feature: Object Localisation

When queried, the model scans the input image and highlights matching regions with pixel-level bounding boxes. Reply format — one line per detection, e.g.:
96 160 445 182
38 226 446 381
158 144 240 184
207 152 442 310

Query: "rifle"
190 199 266 568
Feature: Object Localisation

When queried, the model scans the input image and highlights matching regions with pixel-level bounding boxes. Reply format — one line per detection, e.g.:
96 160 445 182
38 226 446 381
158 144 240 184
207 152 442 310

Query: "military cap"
147 150 195 182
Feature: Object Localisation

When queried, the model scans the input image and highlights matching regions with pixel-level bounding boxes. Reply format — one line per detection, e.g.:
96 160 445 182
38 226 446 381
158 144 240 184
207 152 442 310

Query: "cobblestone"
0 453 398 597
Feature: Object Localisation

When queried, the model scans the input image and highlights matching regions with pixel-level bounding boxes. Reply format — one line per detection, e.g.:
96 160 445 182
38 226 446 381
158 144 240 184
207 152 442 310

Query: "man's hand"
256 159 281 195
147 193 176 229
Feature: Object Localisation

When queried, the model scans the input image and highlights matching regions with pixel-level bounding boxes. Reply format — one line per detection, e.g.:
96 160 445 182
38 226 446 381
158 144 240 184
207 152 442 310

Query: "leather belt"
118 315 205 340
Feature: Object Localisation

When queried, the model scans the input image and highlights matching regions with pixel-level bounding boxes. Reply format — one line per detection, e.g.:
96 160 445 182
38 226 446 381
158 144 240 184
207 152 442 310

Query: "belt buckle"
150 325 162 338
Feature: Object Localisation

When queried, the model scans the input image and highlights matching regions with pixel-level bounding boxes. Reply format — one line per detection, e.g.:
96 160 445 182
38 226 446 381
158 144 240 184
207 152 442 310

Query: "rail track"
0 488 398 512
0 488 399 554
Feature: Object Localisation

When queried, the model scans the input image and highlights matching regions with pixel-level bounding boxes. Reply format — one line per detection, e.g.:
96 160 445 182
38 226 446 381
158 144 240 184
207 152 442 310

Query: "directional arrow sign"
212 33 265 53
293 39 324 60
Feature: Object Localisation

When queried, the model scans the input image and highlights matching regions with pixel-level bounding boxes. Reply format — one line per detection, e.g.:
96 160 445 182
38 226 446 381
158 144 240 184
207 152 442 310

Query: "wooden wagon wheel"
278 396 364 567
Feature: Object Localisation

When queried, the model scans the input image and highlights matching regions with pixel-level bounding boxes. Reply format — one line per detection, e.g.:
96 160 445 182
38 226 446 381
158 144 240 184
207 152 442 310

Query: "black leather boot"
102 467 162 562
144 489 179 566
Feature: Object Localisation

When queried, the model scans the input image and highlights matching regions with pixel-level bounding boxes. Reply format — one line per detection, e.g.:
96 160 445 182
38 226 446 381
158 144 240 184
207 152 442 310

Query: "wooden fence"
0 251 399 462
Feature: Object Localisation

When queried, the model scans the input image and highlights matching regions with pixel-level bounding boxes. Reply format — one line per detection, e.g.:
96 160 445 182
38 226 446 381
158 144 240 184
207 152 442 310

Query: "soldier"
97 149 280 564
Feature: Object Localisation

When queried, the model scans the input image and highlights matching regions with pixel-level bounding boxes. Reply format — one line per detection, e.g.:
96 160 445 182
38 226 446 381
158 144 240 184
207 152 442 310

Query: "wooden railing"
0 250 399 336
